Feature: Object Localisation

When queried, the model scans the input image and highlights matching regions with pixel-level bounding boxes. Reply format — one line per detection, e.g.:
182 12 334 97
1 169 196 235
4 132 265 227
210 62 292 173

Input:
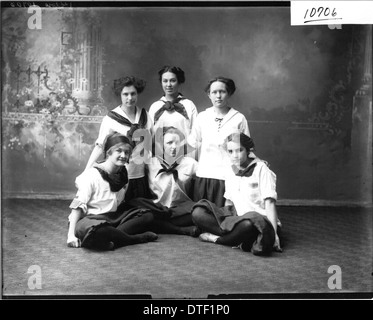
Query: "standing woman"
148 66 198 155
84 76 153 201
188 77 251 207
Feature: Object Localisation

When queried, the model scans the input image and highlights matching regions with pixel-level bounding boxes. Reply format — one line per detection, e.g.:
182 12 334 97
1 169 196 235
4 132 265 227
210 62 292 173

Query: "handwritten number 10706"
304 7 341 24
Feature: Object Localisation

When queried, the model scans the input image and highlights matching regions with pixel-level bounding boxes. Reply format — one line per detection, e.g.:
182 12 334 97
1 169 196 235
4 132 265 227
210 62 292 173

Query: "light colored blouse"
95 106 153 180
187 107 250 180
147 156 198 207
224 161 277 217
148 95 198 137
68 167 127 220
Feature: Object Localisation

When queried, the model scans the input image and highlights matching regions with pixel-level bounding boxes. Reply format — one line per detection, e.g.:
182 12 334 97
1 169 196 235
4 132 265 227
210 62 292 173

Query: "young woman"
148 66 198 157
128 126 200 237
84 76 153 201
67 133 158 250
191 133 282 255
187 77 251 207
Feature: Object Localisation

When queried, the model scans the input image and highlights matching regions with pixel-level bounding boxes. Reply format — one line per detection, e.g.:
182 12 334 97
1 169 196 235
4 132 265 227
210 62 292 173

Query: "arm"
189 100 198 131
67 170 94 247
145 109 155 135
239 116 251 137
187 115 202 160
67 208 84 248
148 103 156 131
264 198 282 252
85 116 112 170
85 144 104 170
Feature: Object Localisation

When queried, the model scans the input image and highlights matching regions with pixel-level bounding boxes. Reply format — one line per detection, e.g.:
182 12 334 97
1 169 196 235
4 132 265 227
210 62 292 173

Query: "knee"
142 211 155 224
239 220 255 232
191 207 206 225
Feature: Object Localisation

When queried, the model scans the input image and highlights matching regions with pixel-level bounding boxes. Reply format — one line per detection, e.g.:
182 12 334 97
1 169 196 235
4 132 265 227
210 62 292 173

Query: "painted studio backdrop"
1 6 372 205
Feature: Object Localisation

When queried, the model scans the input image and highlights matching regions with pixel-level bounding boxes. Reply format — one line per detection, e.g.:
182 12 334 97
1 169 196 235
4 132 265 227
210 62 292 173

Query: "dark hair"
162 126 185 142
223 132 255 154
104 132 133 157
204 77 236 96
158 66 185 84
113 76 146 96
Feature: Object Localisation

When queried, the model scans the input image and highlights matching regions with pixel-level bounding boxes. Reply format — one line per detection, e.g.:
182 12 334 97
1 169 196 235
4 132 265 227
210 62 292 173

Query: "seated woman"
191 133 282 255
128 126 200 237
66 133 158 251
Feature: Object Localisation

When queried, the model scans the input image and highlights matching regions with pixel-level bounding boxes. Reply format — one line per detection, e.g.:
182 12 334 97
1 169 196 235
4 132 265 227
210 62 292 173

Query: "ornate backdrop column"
351 25 372 205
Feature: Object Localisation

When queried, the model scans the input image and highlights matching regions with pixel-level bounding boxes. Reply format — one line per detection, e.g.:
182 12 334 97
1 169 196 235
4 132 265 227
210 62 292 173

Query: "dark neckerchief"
154 96 189 124
155 156 183 181
95 166 128 192
107 108 148 141
232 158 260 177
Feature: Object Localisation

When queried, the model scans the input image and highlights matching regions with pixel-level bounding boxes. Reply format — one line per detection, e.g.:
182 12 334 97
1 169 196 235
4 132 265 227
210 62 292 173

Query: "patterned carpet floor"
1 199 372 298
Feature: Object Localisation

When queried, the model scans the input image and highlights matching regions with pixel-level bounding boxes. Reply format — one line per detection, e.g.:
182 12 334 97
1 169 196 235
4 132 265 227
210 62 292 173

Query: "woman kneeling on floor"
66 133 158 250
191 132 282 255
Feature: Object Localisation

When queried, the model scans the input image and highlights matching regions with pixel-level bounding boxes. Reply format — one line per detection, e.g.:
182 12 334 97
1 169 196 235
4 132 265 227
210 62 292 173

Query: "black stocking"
152 219 199 237
170 213 194 227
192 207 258 247
216 220 258 247
116 211 154 235
191 207 222 235
88 226 141 249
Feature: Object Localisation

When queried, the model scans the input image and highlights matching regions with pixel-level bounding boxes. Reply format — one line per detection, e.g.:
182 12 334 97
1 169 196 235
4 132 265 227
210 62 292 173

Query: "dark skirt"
169 200 196 218
75 203 151 247
192 177 225 207
126 197 195 219
124 176 154 202
192 199 275 255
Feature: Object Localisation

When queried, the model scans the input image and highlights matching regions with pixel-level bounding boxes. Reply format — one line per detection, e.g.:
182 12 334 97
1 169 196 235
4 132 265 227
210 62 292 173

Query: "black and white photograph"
1 1 372 301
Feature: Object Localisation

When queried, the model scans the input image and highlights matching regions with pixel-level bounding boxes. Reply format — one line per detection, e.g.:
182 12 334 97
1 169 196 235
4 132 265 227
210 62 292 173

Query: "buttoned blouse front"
147 156 198 207
95 106 153 179
187 107 250 180
68 167 126 221
148 95 198 136
224 161 277 217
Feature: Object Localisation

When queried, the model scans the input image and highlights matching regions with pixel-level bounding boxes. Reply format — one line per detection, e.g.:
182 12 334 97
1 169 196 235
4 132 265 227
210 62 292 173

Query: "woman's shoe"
199 232 219 243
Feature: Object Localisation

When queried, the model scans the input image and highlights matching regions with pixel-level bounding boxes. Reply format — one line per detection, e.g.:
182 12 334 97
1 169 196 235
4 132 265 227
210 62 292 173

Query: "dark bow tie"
95 166 128 192
155 161 179 181
107 109 148 142
232 162 257 177
154 98 189 124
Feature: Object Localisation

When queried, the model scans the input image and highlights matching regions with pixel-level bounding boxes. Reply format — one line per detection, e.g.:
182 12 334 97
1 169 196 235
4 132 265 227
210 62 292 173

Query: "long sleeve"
187 113 202 149
69 172 95 218
239 116 251 137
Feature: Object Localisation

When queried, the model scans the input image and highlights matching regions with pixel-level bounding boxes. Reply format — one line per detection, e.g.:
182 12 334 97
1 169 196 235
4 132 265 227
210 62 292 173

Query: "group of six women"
66 66 282 255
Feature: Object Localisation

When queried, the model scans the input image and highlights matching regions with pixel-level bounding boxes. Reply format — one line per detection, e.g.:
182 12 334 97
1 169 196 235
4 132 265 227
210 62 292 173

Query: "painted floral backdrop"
2 7 108 194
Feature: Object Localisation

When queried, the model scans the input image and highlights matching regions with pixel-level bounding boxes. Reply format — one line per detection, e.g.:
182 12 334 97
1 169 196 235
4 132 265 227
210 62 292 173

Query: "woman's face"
226 141 249 168
208 81 229 109
163 132 181 159
161 72 180 97
107 143 132 167
121 85 138 108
